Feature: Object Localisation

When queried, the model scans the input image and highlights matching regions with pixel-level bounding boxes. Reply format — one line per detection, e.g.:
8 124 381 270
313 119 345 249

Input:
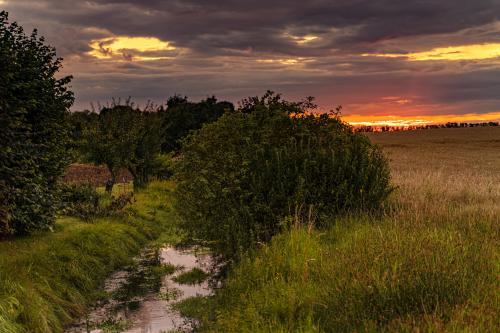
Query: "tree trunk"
105 167 116 194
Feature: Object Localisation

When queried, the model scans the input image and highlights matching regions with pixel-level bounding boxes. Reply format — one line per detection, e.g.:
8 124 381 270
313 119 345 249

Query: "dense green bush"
58 184 100 221
0 11 74 235
175 92 392 262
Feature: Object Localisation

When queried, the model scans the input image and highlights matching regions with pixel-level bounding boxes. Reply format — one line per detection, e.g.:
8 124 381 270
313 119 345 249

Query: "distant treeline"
355 121 499 132
68 96 234 192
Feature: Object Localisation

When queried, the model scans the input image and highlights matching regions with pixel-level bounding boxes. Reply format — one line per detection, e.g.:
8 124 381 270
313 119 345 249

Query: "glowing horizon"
343 112 500 127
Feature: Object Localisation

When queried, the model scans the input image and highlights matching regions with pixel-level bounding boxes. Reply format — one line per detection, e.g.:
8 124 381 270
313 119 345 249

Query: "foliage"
175 92 392 262
153 153 176 179
0 181 178 333
58 183 134 221
172 267 208 285
161 96 234 153
80 104 164 192
128 110 165 189
67 110 98 162
58 183 100 220
0 11 74 235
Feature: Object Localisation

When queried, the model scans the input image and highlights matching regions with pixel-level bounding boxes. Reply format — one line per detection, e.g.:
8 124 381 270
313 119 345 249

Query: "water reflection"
66 246 212 333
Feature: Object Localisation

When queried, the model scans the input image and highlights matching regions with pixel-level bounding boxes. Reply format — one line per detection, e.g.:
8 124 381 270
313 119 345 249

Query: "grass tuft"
172 267 208 285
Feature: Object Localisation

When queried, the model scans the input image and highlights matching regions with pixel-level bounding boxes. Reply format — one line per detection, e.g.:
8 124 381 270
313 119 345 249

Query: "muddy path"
66 246 212 333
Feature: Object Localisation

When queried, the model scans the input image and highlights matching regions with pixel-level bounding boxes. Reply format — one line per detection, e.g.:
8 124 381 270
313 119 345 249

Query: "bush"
0 11 73 235
58 183 133 221
58 184 100 221
175 92 392 262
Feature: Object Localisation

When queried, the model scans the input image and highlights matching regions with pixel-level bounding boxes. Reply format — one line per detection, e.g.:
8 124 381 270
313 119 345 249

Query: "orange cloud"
88 36 176 61
362 43 500 61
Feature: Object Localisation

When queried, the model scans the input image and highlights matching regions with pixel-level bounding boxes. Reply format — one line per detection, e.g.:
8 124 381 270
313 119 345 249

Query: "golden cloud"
88 36 176 61
256 57 312 65
362 43 500 61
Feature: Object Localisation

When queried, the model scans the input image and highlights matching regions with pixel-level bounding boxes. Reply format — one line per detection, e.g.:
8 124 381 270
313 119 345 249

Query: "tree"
175 92 393 263
126 110 165 189
81 104 165 192
161 96 234 153
82 105 140 193
0 11 74 235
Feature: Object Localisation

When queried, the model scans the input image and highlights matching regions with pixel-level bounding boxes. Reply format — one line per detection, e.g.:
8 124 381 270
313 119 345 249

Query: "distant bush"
59 184 133 221
175 92 392 262
153 153 176 180
59 184 100 221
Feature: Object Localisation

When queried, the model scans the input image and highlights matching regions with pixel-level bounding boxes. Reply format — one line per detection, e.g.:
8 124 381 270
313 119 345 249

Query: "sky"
2 0 500 125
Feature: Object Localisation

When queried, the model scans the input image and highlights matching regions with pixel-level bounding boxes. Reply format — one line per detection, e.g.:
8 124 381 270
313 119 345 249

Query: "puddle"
66 246 212 333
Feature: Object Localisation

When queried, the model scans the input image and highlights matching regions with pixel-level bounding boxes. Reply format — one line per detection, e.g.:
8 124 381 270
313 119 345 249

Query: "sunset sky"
2 0 500 125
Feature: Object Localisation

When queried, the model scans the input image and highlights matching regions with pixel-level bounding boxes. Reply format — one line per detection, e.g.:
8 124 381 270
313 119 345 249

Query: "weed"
172 268 208 285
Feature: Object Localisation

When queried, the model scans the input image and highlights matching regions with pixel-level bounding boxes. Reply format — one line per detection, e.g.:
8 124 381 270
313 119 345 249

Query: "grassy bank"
187 127 499 332
0 181 179 333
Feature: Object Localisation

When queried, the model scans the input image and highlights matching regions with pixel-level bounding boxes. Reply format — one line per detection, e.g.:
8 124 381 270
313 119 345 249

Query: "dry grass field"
368 127 500 225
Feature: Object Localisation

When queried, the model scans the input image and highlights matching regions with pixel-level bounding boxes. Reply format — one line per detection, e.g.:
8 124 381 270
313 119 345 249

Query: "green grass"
97 318 132 333
172 296 213 321
172 267 208 285
0 180 180 333
200 221 498 332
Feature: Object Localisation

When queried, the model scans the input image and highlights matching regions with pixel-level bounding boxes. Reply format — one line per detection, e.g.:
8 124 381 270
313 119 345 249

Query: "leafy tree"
126 110 165 189
175 92 393 263
81 104 165 192
0 11 74 235
82 105 140 193
67 110 98 161
161 96 234 153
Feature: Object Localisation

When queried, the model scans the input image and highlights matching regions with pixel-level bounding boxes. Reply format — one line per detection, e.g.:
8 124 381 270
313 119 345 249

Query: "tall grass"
0 181 178 333
196 128 500 332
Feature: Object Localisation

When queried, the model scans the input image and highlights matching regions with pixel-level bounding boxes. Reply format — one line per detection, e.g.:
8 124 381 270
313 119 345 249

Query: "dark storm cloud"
5 0 500 55
2 0 500 116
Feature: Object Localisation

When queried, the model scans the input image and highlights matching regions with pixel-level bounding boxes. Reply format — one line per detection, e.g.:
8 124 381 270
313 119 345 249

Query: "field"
194 127 500 332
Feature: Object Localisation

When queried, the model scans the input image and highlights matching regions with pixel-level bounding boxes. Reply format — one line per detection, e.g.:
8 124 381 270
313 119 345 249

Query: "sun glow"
284 33 319 45
362 43 500 61
88 36 176 61
343 112 500 127
256 57 310 65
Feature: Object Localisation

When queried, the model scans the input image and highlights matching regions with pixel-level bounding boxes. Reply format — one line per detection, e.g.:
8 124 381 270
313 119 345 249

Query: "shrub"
58 183 133 221
175 92 392 262
58 183 100 221
0 11 74 235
